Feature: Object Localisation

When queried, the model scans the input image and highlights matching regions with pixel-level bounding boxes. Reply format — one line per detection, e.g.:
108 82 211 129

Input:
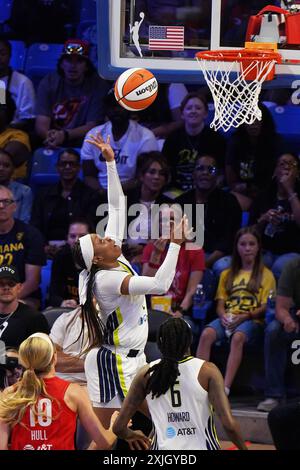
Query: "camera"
0 355 19 370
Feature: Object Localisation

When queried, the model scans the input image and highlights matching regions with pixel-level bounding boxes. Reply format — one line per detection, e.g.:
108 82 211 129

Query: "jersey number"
170 380 182 407
29 398 52 427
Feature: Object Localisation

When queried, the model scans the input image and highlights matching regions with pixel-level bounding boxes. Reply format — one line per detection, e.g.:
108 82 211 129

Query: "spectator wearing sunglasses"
175 155 241 274
162 92 226 193
31 149 102 258
35 39 110 149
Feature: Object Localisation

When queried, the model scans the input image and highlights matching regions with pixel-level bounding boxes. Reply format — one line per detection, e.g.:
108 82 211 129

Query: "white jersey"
146 357 220 450
81 120 158 188
93 253 148 353
85 254 148 406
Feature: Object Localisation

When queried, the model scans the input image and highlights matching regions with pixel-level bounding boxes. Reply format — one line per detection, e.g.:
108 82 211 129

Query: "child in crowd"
196 226 276 396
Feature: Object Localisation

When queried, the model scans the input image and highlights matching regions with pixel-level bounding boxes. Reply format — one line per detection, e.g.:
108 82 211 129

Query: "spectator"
162 92 226 192
175 155 241 274
249 152 300 280
0 39 35 132
141 204 205 338
48 218 90 308
35 39 110 148
81 90 158 196
49 307 88 386
0 265 49 352
30 148 101 258
225 102 281 210
0 186 46 307
0 91 31 180
0 149 32 223
124 151 172 266
257 257 300 412
196 226 276 396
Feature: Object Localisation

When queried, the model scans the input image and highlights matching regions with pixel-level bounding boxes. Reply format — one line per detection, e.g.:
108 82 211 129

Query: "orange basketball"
114 68 158 111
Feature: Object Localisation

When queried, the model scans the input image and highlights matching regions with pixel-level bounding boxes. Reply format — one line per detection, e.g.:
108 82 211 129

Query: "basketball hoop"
196 43 282 132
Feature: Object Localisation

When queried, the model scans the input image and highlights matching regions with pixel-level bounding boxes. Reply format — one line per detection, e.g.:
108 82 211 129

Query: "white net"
196 56 277 132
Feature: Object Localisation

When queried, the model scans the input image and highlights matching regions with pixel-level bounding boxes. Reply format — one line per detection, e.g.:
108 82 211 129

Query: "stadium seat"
80 0 97 23
9 40 26 72
268 105 300 145
0 0 13 24
24 43 63 86
30 147 83 188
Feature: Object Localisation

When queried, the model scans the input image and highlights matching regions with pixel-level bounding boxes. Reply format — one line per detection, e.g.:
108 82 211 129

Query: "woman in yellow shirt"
196 226 275 396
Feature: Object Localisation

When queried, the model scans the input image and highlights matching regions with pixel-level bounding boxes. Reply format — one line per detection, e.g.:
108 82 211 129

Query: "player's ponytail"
145 318 192 399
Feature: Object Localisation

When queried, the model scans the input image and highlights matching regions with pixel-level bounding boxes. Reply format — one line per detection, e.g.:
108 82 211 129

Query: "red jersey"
142 243 205 304
10 376 77 450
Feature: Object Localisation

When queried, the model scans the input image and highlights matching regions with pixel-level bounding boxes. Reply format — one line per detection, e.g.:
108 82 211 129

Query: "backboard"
97 0 300 86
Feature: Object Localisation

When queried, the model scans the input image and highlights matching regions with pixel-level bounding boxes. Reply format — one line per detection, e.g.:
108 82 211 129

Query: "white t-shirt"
3 70 36 122
50 308 88 384
168 83 188 110
81 120 158 188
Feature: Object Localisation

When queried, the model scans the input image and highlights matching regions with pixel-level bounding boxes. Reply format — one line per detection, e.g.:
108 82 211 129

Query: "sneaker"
257 398 279 412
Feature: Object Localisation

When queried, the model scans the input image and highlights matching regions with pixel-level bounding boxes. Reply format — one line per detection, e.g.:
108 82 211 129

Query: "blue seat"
80 0 97 23
24 43 63 86
9 40 26 72
269 105 300 142
30 148 61 187
0 0 13 23
30 147 83 188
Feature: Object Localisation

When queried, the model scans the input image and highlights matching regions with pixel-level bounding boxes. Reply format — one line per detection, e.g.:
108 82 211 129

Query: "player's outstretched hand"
170 215 192 245
126 429 151 450
85 132 114 162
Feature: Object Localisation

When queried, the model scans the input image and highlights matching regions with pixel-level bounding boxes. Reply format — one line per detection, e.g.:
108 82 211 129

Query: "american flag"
148 25 184 51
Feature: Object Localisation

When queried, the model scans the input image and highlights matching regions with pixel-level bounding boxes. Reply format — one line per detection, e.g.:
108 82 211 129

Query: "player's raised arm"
85 132 126 246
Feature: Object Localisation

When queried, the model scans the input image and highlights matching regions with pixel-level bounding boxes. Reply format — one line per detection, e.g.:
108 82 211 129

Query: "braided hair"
146 318 192 399
72 240 106 352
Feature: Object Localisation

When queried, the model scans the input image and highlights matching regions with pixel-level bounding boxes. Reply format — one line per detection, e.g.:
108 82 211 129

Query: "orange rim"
196 49 282 64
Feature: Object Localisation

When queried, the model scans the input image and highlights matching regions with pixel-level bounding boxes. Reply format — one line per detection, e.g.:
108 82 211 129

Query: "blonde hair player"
72 132 189 443
0 333 120 450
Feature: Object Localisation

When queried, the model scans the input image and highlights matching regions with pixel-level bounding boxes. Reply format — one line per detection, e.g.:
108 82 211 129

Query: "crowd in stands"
1 1 300 449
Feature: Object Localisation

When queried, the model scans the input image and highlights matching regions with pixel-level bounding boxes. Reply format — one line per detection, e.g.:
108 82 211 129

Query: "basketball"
114 68 158 111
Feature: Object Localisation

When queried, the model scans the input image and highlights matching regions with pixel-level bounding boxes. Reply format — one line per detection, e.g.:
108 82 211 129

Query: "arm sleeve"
128 243 180 295
105 160 126 247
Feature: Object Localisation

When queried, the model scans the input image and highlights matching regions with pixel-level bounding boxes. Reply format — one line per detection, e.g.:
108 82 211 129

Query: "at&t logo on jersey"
166 425 197 438
166 426 176 439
